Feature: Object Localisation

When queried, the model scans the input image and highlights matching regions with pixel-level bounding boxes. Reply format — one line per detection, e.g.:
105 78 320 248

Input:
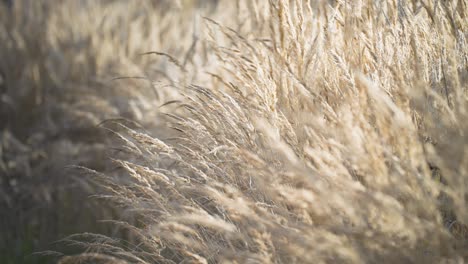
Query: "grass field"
1 0 467 263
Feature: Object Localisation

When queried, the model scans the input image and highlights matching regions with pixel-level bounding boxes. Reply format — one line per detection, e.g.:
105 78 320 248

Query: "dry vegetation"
1 0 467 263
1 0 217 262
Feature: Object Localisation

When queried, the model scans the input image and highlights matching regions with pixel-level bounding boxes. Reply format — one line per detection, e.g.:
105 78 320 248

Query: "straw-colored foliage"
1 0 467 263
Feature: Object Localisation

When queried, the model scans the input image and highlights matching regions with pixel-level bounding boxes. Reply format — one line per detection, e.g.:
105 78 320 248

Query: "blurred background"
0 1 220 263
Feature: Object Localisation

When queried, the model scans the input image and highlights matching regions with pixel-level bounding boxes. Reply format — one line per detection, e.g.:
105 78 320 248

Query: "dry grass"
1 0 467 263
1 0 218 262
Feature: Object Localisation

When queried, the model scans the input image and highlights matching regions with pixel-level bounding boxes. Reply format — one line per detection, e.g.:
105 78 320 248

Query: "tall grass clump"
42 0 468 263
